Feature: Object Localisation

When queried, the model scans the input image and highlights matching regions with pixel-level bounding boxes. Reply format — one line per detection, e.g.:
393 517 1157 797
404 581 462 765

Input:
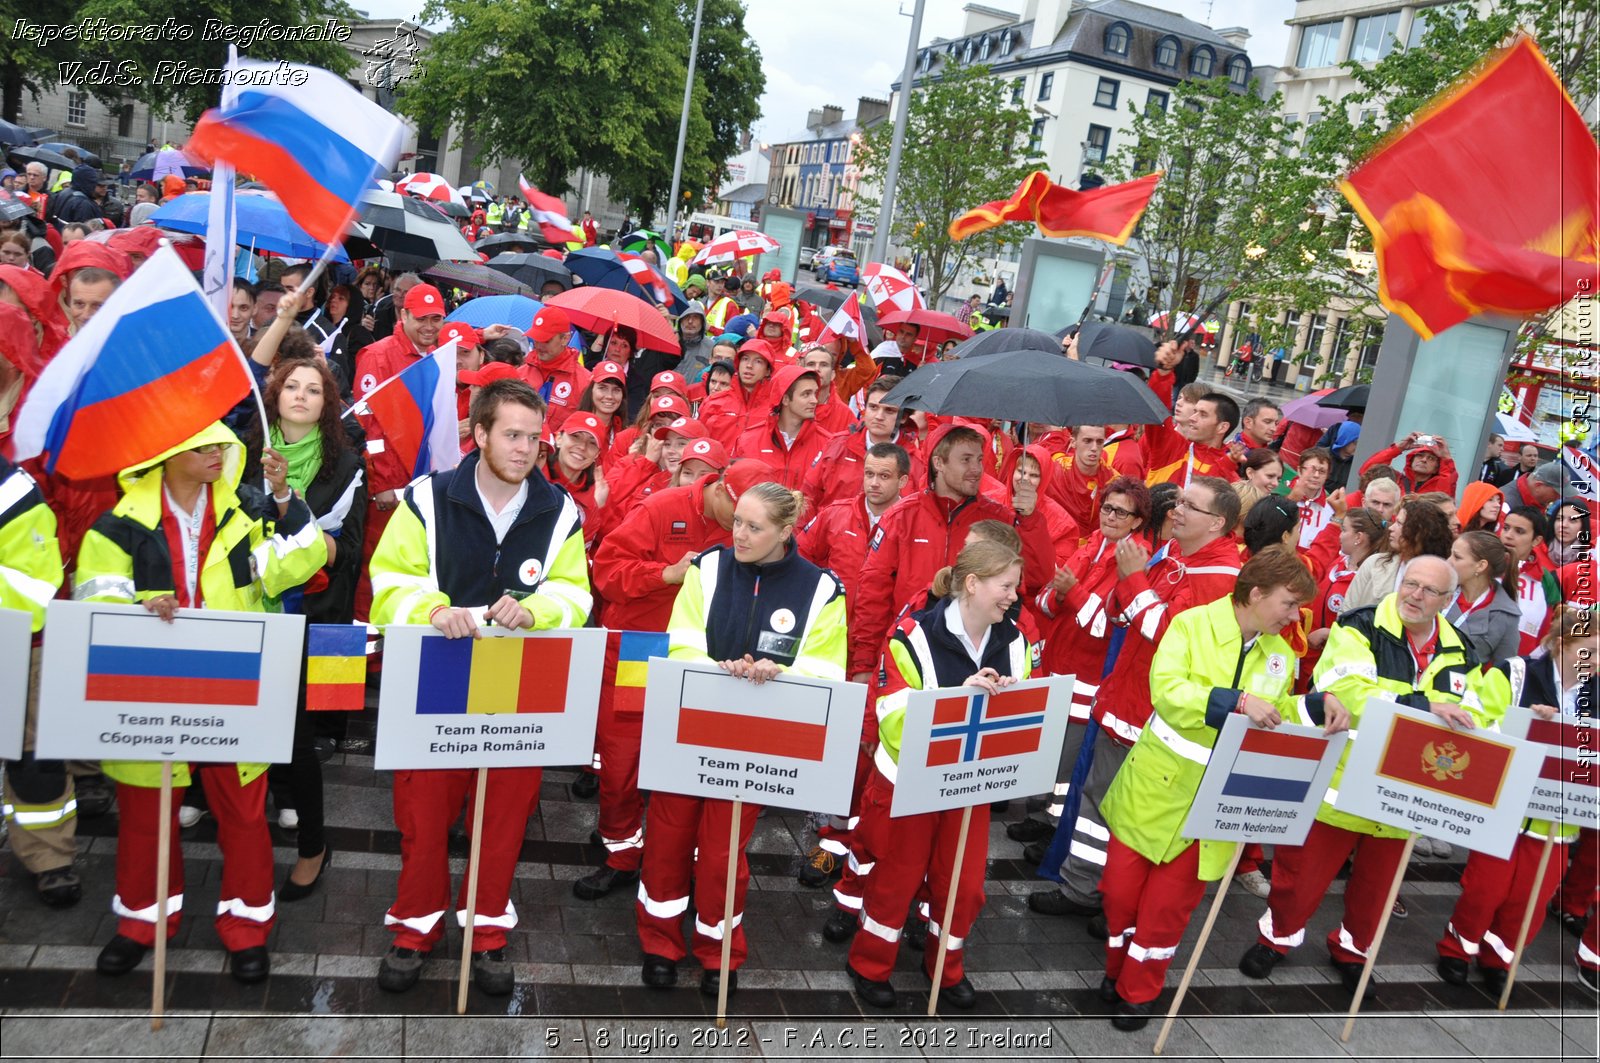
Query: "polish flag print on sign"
677 686 830 761
1500 705 1600 827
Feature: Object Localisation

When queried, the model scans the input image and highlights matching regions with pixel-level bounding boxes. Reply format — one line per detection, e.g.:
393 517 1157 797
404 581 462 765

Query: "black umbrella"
433 199 471 219
358 190 478 263
880 350 1169 426
1077 322 1157 369
5 145 75 171
422 260 535 297
0 119 50 146
944 327 1059 359
0 189 31 223
486 252 573 293
37 142 100 168
474 231 544 255
794 286 850 310
1316 383 1370 410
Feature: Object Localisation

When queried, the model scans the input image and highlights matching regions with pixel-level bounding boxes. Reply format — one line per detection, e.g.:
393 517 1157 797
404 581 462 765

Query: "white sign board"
891 676 1073 818
0 608 33 760
1500 706 1600 828
35 600 304 763
1333 699 1541 860
1181 715 1347 846
638 658 867 815
375 626 604 770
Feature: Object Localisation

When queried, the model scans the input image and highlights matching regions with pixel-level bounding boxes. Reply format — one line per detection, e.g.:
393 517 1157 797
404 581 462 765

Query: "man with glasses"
1240 554 1482 994
1030 477 1242 917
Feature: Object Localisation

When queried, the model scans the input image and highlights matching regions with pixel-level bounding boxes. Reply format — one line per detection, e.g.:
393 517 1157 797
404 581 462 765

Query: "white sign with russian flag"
638 658 867 814
892 676 1074 817
1182 715 1347 845
1500 706 1600 827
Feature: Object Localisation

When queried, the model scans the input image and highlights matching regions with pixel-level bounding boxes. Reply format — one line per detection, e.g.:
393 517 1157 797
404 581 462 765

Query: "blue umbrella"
149 190 348 262
446 294 543 331
564 247 688 315
129 148 207 182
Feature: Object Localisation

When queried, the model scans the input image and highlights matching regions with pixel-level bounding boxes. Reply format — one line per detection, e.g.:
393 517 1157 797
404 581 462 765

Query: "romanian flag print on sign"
615 631 669 715
85 611 263 706
1376 713 1517 808
11 244 252 480
1219 726 1328 804
416 635 572 715
186 60 404 243
677 687 830 762
926 687 1048 767
306 624 367 712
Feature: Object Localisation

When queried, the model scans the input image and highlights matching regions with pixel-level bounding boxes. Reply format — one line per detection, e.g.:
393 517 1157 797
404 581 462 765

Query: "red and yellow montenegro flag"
949 170 1161 244
1340 35 1600 339
1375 713 1518 808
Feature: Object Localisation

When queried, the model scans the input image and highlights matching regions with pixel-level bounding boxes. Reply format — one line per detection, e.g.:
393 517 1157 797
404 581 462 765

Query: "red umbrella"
544 286 681 355
877 307 973 346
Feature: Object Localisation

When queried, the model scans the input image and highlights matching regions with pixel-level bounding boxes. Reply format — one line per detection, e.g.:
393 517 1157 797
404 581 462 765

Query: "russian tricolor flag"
187 60 404 244
361 340 461 479
86 612 265 707
12 244 252 480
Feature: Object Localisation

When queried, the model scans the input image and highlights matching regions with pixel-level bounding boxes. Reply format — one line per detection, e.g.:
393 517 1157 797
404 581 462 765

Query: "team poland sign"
638 658 867 815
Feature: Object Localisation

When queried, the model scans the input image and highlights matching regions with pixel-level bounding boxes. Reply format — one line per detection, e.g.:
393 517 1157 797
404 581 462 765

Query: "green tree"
853 63 1040 302
1 0 80 123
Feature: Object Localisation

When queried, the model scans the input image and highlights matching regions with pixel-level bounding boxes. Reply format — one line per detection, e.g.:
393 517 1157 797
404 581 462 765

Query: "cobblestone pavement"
2 714 1596 1061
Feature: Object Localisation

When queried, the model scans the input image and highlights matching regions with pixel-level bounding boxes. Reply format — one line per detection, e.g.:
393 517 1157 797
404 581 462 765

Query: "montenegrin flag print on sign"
926 687 1048 767
1376 713 1517 808
1220 726 1328 804
86 612 264 706
416 635 572 715
676 686 830 762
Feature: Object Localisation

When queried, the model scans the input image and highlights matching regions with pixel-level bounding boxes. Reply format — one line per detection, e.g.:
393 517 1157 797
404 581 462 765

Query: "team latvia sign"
638 658 867 815
1333 699 1541 860
1500 706 1600 827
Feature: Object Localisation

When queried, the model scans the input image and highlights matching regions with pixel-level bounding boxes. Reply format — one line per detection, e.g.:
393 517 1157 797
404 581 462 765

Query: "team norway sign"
1500 706 1600 828
1182 715 1347 846
1334 699 1541 860
892 676 1073 817
638 658 867 815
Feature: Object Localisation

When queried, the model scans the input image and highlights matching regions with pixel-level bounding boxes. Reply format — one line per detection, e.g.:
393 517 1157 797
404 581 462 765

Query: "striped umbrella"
396 172 465 206
860 262 924 313
690 229 780 265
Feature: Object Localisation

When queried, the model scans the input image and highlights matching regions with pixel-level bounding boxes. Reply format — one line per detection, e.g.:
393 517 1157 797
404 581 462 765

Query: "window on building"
1154 36 1180 70
1028 118 1047 154
1189 46 1215 77
1001 31 1014 57
66 91 87 127
1094 77 1119 109
1226 56 1250 87
963 40 974 64
1104 23 1130 57
1038 72 1054 101
117 103 133 137
1349 11 1403 63
980 35 991 61
1147 89 1169 112
1296 21 1342 67
1011 78 1025 104
1086 124 1111 164
919 50 931 73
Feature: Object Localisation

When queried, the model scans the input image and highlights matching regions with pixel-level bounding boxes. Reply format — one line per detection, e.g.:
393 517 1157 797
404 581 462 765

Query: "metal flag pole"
869 0 928 267
663 0 707 246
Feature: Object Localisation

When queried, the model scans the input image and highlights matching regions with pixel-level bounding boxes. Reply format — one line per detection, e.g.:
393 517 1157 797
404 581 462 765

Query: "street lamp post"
869 0 927 266
664 0 707 244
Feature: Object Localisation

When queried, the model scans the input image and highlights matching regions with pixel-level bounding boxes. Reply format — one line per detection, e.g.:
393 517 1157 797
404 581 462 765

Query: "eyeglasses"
1400 579 1451 600
188 443 226 455
1174 498 1217 517
1101 503 1137 520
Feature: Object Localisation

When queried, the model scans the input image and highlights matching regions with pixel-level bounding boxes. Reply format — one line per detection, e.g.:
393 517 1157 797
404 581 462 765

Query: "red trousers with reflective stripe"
388 767 540 952
1579 910 1600 973
1260 819 1407 964
1101 834 1206 1005
595 635 645 871
636 792 760 970
1438 834 1564 970
827 747 876 912
1557 827 1599 919
846 768 989 986
114 770 274 950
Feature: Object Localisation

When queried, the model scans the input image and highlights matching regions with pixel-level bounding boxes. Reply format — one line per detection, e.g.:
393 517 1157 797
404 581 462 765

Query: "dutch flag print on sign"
1220 726 1328 803
926 688 1048 766
85 612 265 707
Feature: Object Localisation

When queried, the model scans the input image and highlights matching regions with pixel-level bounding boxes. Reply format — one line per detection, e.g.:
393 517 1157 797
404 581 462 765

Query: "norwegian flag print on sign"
925 687 1049 766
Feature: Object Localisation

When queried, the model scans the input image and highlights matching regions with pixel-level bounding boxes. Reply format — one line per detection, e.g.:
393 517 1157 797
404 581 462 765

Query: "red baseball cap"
646 393 691 421
653 415 708 441
592 360 626 387
458 361 519 387
650 370 689 398
528 305 571 343
722 457 773 498
440 321 482 349
681 437 730 472
561 411 608 447
404 283 445 315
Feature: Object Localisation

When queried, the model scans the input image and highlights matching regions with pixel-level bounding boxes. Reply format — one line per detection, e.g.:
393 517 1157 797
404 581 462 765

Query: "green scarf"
269 423 324 493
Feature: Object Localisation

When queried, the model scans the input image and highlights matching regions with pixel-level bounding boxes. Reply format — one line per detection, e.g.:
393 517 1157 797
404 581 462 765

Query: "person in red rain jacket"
732 364 833 489
1143 391 1242 488
1048 425 1120 541
607 415 707 516
516 306 591 433
1002 444 1080 570
1502 505 1562 655
572 461 771 899
1360 431 1460 496
608 388 691 466
849 423 1056 680
543 412 611 546
1102 425 1148 480
352 282 446 620
698 339 774 449
1031 476 1243 916
801 375 917 514
797 442 910 604
798 344 856 435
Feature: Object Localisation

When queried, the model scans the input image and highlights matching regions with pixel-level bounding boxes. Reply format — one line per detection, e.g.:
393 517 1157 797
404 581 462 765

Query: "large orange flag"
1340 35 1599 339
949 171 1161 243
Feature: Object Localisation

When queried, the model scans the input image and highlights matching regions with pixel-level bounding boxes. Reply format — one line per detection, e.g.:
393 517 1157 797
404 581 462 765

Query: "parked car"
798 246 818 270
813 247 859 286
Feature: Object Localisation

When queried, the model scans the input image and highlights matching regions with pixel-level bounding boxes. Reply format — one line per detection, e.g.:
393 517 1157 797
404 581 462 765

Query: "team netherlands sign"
375 626 604 769
35 600 304 763
891 676 1074 817
1334 699 1541 859
638 658 868 815
1500 706 1600 827
1181 715 1347 846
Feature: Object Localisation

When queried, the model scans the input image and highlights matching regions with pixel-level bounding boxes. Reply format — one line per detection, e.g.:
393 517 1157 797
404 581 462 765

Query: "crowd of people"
0 170 1596 1029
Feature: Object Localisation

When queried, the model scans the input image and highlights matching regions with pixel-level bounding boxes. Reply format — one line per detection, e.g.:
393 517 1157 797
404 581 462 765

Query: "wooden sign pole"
926 805 974 1017
1340 835 1417 1042
151 762 173 1031
715 796 743 1029
456 767 489 1015
1498 832 1557 1010
1154 844 1244 1055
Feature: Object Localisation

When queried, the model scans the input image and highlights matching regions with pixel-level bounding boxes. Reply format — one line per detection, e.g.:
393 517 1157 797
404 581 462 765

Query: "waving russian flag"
518 175 576 244
187 60 404 243
360 340 461 479
12 244 252 479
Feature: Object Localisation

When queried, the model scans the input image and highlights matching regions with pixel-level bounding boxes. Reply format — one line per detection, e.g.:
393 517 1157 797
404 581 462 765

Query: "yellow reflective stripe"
73 575 136 601
5 798 77 827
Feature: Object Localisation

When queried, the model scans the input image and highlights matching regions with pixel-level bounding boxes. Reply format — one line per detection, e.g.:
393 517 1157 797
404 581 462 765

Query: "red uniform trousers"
353 502 393 624
114 769 275 950
1578 910 1600 974
1257 818 1408 964
1101 834 1206 1005
1238 844 1266 876
1438 834 1566 971
386 766 541 952
636 792 760 970
1557 827 1599 919
595 633 645 871
824 746 876 914
846 768 989 986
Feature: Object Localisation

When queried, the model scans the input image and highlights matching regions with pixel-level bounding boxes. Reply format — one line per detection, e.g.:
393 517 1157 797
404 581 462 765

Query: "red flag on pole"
817 294 869 360
518 175 577 245
1339 35 1600 339
949 170 1160 244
